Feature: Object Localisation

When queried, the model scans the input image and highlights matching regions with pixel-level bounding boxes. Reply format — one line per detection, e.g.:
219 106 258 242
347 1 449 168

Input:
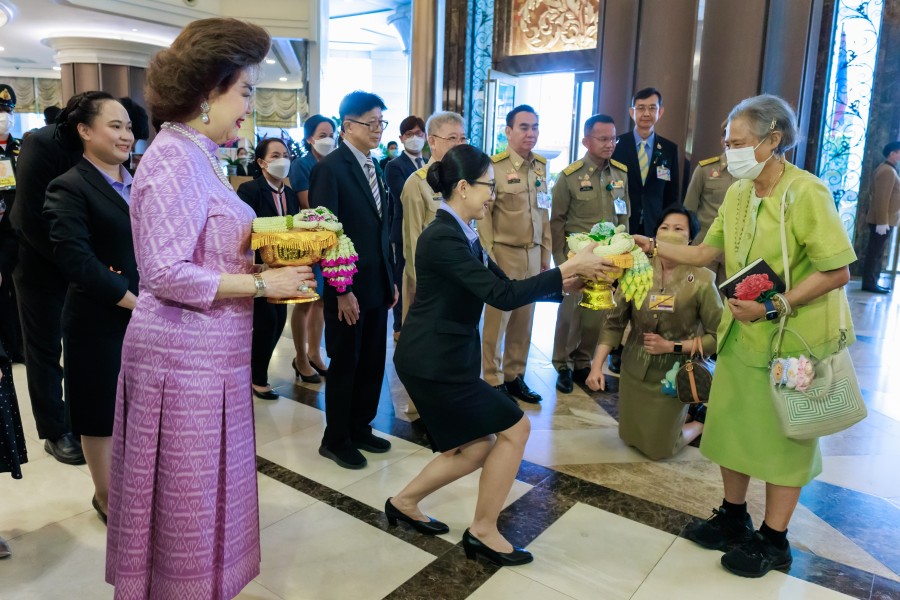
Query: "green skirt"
700 335 822 487
619 369 690 461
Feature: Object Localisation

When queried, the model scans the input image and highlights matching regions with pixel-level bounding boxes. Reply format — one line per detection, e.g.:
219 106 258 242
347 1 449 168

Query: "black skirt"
397 370 524 452
0 358 28 478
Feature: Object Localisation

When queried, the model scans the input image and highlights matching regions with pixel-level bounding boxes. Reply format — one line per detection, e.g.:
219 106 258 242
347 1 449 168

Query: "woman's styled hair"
302 114 334 151
426 144 491 199
57 91 116 146
658 205 701 241
254 137 289 163
146 18 270 123
728 94 799 154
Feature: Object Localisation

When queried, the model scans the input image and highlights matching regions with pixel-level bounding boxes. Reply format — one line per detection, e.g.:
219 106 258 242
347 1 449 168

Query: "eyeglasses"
433 134 469 145
632 104 659 114
347 119 389 132
589 136 618 146
471 180 496 194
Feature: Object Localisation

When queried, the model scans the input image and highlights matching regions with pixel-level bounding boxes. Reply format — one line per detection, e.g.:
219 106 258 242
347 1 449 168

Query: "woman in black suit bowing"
388 145 614 566
237 138 305 399
43 92 138 523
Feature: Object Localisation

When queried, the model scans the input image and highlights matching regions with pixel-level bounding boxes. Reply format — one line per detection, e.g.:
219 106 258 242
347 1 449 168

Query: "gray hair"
426 111 465 136
727 94 798 154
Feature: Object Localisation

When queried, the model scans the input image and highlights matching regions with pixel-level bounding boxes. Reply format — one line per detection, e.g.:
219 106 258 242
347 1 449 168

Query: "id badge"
614 198 628 215
0 159 16 190
656 166 671 181
649 293 675 312
536 191 552 209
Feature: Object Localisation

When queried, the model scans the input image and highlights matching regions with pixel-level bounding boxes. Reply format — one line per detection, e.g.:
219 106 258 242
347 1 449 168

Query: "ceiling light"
131 28 139 32
52 66 61 71
0 47 4 52
278 77 288 82
266 59 276 64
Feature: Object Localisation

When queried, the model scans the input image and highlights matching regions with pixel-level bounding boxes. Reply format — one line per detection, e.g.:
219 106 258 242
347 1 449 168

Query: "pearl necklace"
162 122 234 192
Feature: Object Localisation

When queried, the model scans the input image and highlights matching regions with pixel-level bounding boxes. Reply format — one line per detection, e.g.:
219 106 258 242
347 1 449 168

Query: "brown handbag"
675 338 716 404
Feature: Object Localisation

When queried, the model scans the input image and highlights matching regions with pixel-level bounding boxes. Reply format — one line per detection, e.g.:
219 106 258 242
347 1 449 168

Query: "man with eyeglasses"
309 91 398 470
480 104 551 404
550 114 630 393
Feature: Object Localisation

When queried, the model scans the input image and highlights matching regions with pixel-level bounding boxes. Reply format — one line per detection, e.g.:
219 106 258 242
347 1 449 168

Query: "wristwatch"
253 273 267 298
764 298 779 321
673 342 683 353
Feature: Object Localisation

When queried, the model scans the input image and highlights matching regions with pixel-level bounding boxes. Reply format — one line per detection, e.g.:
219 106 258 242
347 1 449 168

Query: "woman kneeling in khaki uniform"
587 205 723 460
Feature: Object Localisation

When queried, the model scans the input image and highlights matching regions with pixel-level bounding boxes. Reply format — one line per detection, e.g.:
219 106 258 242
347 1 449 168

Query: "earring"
200 101 210 124
462 194 467 199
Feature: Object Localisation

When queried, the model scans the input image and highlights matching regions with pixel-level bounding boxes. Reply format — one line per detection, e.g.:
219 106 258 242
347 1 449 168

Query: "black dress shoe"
44 433 86 465
353 432 391 453
505 376 541 403
319 444 367 469
462 529 533 566
307 356 328 377
607 353 622 374
493 383 515 401
92 495 108 526
572 367 591 385
385 498 449 535
556 368 574 393
252 387 280 400
861 285 891 294
292 359 321 384
0 537 10 559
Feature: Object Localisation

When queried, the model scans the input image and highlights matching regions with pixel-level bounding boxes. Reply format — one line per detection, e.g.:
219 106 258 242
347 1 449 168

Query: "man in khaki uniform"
684 122 735 287
861 141 900 293
480 105 550 403
550 114 630 393
400 111 467 323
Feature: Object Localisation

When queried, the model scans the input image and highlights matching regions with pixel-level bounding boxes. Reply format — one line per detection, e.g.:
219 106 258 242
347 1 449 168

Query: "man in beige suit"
862 141 900 293
551 114 630 393
400 111 467 322
480 105 550 403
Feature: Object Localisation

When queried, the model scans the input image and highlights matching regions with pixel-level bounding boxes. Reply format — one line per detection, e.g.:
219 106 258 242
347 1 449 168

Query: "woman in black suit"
237 138 305 399
388 145 614 566
43 92 138 523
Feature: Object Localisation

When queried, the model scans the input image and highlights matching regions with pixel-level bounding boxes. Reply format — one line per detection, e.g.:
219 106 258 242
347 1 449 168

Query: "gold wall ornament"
511 0 599 56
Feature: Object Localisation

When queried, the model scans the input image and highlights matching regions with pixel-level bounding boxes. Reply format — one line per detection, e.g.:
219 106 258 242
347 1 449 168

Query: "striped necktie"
416 157 424 169
637 140 649 184
365 157 382 218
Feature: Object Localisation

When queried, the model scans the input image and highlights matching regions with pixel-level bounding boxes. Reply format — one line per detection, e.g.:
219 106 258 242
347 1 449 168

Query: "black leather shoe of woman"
292 358 321 384
462 529 533 566
252 387 279 400
384 498 449 535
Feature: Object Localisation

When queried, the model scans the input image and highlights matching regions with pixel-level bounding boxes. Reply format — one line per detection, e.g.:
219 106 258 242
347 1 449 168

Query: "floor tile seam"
257 500 323 535
625 536 680 600
249 577 287 600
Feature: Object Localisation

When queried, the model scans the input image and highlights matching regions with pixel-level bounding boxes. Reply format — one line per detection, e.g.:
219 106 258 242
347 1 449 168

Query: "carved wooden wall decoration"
510 0 599 56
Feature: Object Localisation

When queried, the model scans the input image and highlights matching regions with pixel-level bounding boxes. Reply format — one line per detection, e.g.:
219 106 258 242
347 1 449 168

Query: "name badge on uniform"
0 158 16 190
656 166 671 181
507 169 521 184
614 198 628 215
537 191 552 210
579 174 593 191
710 169 720 178
649 293 676 312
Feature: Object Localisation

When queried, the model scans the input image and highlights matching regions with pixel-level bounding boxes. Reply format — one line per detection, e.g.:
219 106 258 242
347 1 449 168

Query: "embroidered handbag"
768 180 866 440
675 337 715 404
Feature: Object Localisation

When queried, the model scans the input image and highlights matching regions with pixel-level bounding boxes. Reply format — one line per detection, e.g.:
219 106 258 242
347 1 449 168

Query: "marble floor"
1 281 899 599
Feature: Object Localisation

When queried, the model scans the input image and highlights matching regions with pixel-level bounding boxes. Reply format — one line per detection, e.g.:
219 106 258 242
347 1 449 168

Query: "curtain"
255 89 300 129
37 79 63 110
7 78 35 113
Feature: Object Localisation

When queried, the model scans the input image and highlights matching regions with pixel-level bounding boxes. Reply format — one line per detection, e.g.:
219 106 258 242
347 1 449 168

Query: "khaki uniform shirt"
401 159 442 284
866 162 900 227
550 155 630 265
478 148 551 266
684 154 736 245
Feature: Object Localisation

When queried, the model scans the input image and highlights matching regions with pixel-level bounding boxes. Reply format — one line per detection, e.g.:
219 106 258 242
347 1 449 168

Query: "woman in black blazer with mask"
237 138 303 399
388 145 615 567
43 92 139 523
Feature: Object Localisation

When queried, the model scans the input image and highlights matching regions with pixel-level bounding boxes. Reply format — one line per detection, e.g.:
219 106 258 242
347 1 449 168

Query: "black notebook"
718 258 786 300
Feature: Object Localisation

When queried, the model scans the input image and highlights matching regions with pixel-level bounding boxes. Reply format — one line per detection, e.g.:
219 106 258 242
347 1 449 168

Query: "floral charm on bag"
770 355 815 392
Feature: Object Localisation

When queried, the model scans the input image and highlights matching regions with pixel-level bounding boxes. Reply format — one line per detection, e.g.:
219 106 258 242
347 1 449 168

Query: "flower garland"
252 207 359 292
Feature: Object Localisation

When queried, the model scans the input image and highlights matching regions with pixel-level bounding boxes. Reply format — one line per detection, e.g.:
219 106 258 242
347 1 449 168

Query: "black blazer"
385 152 419 247
237 175 299 218
309 140 393 310
612 130 680 236
42 158 138 330
0 136 20 278
394 210 562 383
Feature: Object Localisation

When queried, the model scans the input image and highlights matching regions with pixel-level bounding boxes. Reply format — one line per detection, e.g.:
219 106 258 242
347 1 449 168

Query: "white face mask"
403 135 425 154
264 157 291 180
725 136 773 180
0 112 14 136
313 137 335 156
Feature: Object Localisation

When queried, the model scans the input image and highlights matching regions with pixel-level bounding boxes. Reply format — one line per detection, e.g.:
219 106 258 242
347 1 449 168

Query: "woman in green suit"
633 94 855 578
586 205 723 460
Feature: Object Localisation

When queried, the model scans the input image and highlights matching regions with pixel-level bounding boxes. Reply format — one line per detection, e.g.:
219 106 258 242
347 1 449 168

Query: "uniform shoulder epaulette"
698 156 721 167
490 150 509 163
533 153 547 165
610 159 628 173
414 165 428 179
562 160 584 176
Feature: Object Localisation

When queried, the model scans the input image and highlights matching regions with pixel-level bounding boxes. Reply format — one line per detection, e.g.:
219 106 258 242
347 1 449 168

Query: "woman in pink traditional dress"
105 19 315 600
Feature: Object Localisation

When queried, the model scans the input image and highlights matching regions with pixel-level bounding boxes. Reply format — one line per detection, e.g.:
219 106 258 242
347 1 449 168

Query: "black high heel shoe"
308 356 328 377
92 495 108 526
384 498 449 535
252 387 279 400
292 358 321 384
462 529 533 566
